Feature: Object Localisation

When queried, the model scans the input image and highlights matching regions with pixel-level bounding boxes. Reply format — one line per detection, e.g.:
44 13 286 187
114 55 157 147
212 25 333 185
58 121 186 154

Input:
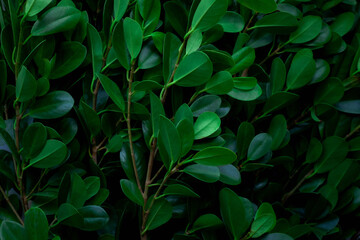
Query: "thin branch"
127 62 143 193
282 168 314 204
0 184 24 225
345 124 360 140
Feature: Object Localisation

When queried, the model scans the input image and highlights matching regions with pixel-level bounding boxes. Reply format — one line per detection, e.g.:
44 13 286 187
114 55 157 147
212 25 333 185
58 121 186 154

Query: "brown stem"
150 164 164 184
345 124 360 140
282 168 314 204
127 62 143 193
242 12 258 33
0 185 24 225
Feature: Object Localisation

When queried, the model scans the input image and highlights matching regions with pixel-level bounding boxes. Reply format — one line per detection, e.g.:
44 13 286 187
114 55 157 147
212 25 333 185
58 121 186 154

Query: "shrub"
0 0 360 239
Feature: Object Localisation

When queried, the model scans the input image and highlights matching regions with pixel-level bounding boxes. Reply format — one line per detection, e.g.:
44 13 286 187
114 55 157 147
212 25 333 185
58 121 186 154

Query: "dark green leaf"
263 92 299 114
268 115 287 150
25 208 48 240
138 41 161 69
288 16 322 44
120 179 144 206
16 66 37 102
330 12 355 37
189 214 222 233
25 0 52 17
218 11 245 33
144 198 172 231
113 0 129 22
203 71 234 95
229 47 255 75
98 73 125 112
247 133 272 161
238 0 277 14
237 122 255 160
314 78 344 105
176 119 194 156
79 100 101 136
190 95 221 117
31 6 81 36
28 91 74 119
0 221 26 240
183 164 220 183
22 122 47 158
253 12 298 34
150 91 165 136
218 164 241 185
87 24 103 79
163 184 200 198
123 17 143 60
250 203 276 238
186 147 236 166
270 58 286 94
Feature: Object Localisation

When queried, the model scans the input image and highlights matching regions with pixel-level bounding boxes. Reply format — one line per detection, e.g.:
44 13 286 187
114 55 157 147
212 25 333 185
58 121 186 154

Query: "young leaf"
123 17 143 60
25 0 52 17
87 24 103 79
194 112 221 140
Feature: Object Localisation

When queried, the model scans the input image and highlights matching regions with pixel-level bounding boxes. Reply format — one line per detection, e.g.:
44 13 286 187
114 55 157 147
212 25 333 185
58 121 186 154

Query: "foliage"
0 0 360 239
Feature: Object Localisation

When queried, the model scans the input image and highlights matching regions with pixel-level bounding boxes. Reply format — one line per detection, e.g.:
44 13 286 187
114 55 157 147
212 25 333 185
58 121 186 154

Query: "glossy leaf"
120 179 144 206
237 122 255 160
238 0 277 14
31 6 81 36
190 95 221 117
25 0 52 17
173 51 213 87
218 164 241 185
194 112 221 140
253 12 298 34
16 66 37 102
183 164 220 183
27 139 67 169
187 147 236 166
270 58 286 94
248 133 272 161
123 17 143 60
22 122 47 158
203 71 233 95
250 203 276 238
288 16 322 44
268 115 287 150
25 208 48 240
28 91 74 119
189 214 222 233
191 0 228 32
218 11 245 33
144 198 172 231
0 221 26 240
98 73 125 112
163 184 200 198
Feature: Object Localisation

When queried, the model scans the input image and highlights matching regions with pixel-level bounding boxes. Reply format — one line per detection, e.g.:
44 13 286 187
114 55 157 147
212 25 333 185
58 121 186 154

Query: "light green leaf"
218 11 245 33
194 112 221 140
25 0 52 17
203 71 233 95
191 0 228 32
288 16 322 44
123 18 143 60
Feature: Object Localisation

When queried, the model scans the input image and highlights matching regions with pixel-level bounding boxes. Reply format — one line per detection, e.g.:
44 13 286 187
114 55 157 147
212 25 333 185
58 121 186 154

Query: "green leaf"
163 33 181 83
305 138 323 164
158 115 181 168
314 78 344 105
120 179 144 206
123 17 143 60
247 133 272 161
219 188 254 240
218 164 241 185
194 112 221 140
189 214 223 233
218 11 245 33
164 1 188 37
336 100 360 114
186 30 202 55
191 0 228 32
203 71 234 95
106 134 123 153
113 21 131 70
84 176 101 200
288 16 322 44
173 51 213 87
25 0 52 17
98 73 125 112
0 60 7 103
270 58 286 94
57 203 78 223
250 203 276 238
187 146 236 166
314 136 348 174
253 12 298 34
233 77 257 90
79 100 100 136
229 47 255 75
176 119 194 156
138 41 161 69
16 66 37 102
49 41 87 79
31 6 81 36
227 84 262 101
237 0 277 14
0 221 26 240
268 115 287 150
144 198 172 231
150 91 165 136
263 92 299 114
87 23 103 79
330 12 355 37
22 122 47 159
28 91 74 119
175 104 193 126
134 80 163 92
163 184 200 198
310 59 330 84
183 164 220 183
113 0 129 22
349 137 360 151
286 49 316 90
190 95 221 117
27 139 67 169
25 208 48 240
237 122 255 160
262 233 294 240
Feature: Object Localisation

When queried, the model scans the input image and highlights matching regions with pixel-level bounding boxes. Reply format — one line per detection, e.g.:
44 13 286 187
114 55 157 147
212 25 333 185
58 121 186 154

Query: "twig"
282 168 314 204
127 62 143 193
0 184 24 225
345 124 360 140
242 12 258 33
